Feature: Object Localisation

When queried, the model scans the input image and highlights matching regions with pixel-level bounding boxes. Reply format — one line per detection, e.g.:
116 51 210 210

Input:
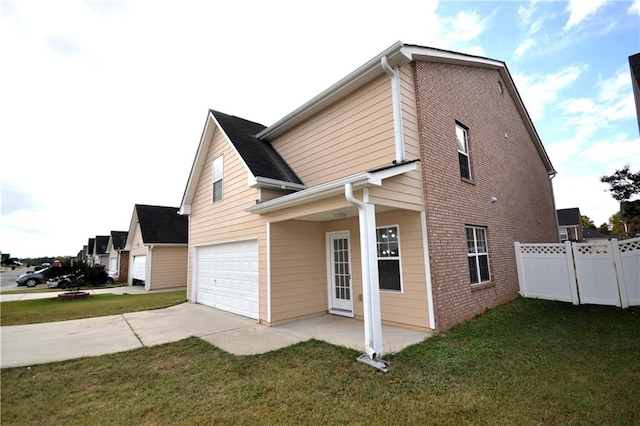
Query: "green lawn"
2 297 639 424
0 291 187 326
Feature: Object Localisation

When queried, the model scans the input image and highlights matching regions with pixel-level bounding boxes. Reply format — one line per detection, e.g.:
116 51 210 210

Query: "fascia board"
246 172 374 214
124 206 139 250
179 112 216 212
248 176 307 191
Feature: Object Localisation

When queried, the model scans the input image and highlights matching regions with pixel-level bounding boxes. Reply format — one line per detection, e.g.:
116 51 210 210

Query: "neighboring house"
107 230 129 282
179 42 558 358
125 204 188 291
557 208 583 242
86 238 95 265
582 227 615 243
93 235 110 267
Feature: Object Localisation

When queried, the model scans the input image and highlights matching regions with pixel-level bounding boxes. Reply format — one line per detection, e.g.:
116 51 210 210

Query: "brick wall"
119 251 130 283
414 61 558 331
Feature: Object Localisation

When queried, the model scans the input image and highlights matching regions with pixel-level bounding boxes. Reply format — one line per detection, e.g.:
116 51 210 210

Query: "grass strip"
0 290 187 326
2 298 639 424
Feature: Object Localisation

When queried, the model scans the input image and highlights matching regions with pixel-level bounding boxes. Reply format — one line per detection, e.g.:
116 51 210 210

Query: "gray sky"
1 0 639 258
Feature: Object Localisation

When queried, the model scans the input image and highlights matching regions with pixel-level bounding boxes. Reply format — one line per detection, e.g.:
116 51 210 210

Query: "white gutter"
249 176 306 191
381 56 405 164
345 184 388 371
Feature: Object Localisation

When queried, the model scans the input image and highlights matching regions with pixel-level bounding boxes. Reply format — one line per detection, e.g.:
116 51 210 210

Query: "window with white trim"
466 226 490 284
212 155 223 203
456 122 471 180
376 225 402 291
559 228 568 242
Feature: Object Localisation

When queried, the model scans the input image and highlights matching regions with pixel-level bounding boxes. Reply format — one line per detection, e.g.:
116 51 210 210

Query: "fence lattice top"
619 239 639 253
576 245 609 255
519 245 566 255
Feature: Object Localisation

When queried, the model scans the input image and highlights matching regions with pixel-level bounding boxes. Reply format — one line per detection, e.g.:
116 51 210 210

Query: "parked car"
106 270 119 285
47 273 73 289
16 267 50 287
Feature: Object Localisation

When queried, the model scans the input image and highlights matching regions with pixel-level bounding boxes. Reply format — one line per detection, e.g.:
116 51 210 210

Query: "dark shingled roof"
95 235 109 255
557 208 581 226
136 205 188 244
88 238 95 254
111 231 128 250
583 228 614 239
211 110 303 185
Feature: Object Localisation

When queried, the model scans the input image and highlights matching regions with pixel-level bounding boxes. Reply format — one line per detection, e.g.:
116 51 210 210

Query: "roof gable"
557 208 582 226
211 110 303 185
180 110 304 213
110 231 128 250
94 235 109 255
134 204 188 244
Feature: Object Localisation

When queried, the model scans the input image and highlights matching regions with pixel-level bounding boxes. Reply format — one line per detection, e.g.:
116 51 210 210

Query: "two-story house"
179 42 558 363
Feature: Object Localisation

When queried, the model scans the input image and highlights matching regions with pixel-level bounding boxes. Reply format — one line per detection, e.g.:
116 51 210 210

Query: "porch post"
362 202 383 357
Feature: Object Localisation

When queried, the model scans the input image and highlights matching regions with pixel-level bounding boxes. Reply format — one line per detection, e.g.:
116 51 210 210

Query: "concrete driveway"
1 302 431 369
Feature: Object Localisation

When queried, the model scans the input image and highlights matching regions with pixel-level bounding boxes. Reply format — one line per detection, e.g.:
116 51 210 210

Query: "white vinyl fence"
514 237 640 308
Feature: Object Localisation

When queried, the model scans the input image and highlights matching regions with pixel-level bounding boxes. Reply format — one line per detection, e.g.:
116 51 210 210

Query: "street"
0 265 29 291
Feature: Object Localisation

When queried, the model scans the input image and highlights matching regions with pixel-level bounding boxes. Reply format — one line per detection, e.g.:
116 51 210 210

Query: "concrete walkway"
0 285 155 302
1 295 431 368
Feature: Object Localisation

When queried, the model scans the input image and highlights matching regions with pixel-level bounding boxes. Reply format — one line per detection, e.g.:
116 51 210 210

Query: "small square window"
456 123 471 180
212 156 223 203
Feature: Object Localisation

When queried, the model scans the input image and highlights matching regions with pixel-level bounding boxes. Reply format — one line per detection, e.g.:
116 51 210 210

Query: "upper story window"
376 225 402 292
466 225 491 285
212 155 223 203
456 122 472 180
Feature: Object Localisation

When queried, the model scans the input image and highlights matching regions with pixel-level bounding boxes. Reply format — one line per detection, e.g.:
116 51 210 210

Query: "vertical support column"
362 202 383 357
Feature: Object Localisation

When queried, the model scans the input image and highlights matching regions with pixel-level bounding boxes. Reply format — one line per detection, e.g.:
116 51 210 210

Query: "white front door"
327 231 354 316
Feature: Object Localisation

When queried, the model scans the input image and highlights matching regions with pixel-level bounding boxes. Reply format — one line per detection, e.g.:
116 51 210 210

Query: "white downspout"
381 56 405 164
345 183 387 371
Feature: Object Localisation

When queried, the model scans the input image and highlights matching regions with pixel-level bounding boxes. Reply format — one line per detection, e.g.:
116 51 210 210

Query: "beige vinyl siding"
149 246 188 290
129 223 145 255
187 127 269 320
376 210 430 330
271 74 396 187
367 66 424 211
267 210 430 330
269 221 326 323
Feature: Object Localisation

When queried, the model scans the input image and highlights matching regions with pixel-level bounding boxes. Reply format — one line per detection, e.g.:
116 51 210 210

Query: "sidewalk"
1 300 430 369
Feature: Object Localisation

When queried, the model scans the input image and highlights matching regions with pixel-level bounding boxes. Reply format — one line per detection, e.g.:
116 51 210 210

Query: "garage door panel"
132 256 146 281
196 240 258 319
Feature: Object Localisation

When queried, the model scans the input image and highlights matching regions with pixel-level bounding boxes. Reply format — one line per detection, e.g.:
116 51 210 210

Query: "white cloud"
629 0 640 15
564 0 609 30
512 65 587 121
514 38 535 58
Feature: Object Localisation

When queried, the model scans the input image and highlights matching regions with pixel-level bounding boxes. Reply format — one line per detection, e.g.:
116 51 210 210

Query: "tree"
581 215 596 230
609 212 626 235
600 165 640 201
597 222 610 234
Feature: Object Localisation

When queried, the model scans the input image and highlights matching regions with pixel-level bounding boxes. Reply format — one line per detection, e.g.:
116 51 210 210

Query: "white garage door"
109 258 117 272
132 255 146 282
196 240 258 319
